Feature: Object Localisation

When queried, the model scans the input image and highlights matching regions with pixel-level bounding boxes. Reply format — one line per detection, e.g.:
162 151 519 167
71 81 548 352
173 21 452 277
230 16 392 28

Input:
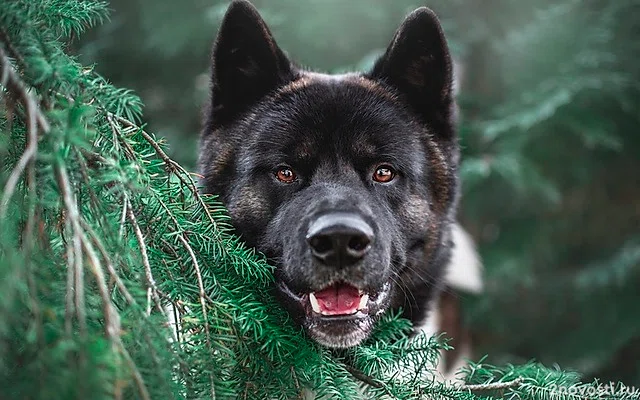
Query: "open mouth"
309 282 369 316
276 280 390 319
275 278 392 348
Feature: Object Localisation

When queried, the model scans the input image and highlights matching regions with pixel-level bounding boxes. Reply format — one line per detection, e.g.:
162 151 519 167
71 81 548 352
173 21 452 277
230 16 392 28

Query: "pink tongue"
314 283 361 315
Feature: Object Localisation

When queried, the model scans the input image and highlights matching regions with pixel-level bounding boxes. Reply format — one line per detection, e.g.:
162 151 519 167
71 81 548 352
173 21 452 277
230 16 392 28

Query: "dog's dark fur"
199 0 461 348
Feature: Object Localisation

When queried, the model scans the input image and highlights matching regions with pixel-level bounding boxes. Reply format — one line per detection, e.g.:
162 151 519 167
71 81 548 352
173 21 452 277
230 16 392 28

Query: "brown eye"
373 165 396 183
276 167 296 183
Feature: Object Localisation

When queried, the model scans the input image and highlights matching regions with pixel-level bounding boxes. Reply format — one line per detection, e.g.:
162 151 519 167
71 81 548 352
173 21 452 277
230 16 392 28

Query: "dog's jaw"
276 280 392 348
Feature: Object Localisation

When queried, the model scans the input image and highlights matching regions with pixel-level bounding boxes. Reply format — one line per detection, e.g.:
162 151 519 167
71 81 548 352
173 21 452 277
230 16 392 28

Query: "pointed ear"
208 0 295 129
367 8 455 138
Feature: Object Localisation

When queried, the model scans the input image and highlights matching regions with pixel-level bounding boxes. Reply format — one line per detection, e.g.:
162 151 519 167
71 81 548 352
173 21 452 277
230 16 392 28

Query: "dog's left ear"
368 8 455 138
208 0 295 130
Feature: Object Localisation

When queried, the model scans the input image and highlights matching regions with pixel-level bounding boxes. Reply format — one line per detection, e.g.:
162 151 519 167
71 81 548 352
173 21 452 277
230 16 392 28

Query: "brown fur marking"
274 73 399 105
423 136 451 214
400 194 430 231
203 135 235 178
275 75 315 97
229 185 270 221
344 75 400 103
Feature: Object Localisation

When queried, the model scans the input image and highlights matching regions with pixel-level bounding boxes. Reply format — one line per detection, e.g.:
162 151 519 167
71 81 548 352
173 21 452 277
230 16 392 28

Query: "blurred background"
76 0 640 386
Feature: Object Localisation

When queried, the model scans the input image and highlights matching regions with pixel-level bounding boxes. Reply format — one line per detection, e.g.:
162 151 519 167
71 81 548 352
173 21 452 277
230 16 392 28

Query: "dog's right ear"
207 0 295 130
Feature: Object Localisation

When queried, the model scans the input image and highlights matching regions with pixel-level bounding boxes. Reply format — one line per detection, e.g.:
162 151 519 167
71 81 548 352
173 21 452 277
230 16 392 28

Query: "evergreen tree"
1 1 639 400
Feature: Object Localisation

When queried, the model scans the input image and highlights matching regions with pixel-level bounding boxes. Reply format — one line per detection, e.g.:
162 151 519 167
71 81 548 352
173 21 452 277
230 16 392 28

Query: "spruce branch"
0 28 25 70
110 113 221 234
152 193 217 398
0 46 49 218
57 149 152 400
178 233 217 399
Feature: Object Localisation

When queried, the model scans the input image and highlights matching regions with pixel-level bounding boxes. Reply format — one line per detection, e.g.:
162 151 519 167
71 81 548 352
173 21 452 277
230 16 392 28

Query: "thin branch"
64 216 74 336
114 115 189 185
119 193 128 239
0 47 49 218
80 218 136 305
81 227 121 343
79 147 108 165
23 116 42 366
74 147 103 219
126 198 166 317
0 28 26 69
177 234 217 399
343 364 398 399
118 340 151 400
56 161 87 336
106 113 135 159
463 377 524 392
290 366 304 400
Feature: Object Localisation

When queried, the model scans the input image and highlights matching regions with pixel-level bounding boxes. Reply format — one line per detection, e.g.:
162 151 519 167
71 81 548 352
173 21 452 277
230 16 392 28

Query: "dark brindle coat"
199 0 475 351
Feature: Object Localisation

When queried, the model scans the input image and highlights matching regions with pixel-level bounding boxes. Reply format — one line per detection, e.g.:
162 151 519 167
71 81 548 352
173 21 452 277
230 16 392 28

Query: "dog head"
199 0 459 348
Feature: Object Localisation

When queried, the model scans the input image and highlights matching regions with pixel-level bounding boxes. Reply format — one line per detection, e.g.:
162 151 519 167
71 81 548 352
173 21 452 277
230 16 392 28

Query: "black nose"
306 213 374 267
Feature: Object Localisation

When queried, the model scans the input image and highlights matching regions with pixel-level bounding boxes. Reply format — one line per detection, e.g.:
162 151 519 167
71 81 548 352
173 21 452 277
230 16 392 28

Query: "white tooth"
358 294 369 310
309 293 321 314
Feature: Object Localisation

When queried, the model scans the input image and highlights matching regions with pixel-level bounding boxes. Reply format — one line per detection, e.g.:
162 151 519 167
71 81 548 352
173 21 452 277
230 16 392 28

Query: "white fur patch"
445 223 483 294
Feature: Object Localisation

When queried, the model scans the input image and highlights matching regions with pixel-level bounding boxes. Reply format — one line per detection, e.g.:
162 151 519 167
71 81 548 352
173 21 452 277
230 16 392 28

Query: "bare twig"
118 341 151 400
23 112 42 365
56 161 87 336
56 161 150 400
126 198 166 317
80 218 136 306
119 193 128 239
78 147 108 165
290 366 303 399
64 217 75 336
74 148 103 219
463 377 524 392
343 364 398 399
81 226 121 343
106 113 135 159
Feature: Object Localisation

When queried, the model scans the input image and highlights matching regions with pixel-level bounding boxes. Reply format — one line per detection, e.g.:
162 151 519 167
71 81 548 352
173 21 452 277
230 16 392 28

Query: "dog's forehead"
250 72 422 153
235 74 428 180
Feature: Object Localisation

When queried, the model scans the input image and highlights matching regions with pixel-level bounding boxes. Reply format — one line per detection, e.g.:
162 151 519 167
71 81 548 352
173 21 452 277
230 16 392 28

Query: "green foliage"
2 0 639 399
76 0 640 384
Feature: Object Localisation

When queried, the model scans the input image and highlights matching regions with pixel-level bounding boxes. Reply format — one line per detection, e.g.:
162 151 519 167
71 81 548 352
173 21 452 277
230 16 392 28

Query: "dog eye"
276 166 297 183
373 165 396 183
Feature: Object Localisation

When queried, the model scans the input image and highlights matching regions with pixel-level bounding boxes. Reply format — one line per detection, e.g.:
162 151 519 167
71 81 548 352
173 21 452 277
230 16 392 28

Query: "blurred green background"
77 0 640 386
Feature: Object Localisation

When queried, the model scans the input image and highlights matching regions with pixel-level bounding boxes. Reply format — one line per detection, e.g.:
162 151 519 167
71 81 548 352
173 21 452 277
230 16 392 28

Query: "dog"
198 0 482 370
